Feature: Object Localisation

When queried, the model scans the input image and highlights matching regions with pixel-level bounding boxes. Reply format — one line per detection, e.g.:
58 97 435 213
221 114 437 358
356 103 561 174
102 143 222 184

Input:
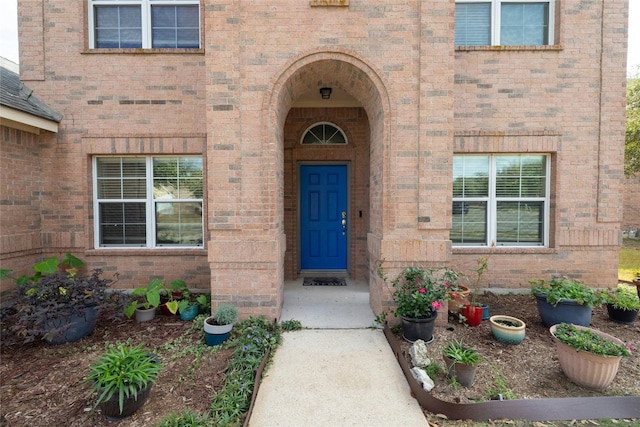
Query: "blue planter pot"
534 294 592 327
44 305 99 344
179 304 199 321
205 331 230 346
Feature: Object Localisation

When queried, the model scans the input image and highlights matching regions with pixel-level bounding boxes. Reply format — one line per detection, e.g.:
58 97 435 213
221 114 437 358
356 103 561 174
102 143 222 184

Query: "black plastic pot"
98 382 153 420
606 304 638 324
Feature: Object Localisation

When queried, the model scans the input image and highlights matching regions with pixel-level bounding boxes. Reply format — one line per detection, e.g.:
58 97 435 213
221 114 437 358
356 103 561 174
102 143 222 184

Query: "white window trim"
456 0 555 46
452 154 550 248
88 0 201 49
93 156 204 249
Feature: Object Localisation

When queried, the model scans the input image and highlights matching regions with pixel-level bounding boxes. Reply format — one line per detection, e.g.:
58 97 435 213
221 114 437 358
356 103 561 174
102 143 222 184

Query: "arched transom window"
301 122 347 145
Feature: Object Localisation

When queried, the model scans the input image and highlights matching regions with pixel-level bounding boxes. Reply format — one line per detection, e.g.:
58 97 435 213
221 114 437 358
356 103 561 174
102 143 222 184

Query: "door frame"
297 161 351 276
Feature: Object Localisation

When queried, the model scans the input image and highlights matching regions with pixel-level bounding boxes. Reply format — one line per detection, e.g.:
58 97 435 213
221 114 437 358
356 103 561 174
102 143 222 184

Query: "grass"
619 238 640 281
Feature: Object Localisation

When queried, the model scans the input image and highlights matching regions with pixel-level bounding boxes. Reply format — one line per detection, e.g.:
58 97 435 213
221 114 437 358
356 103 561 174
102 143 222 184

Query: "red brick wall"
9 0 628 316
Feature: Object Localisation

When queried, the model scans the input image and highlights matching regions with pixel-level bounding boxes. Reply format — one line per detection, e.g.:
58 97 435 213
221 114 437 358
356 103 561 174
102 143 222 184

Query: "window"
89 0 200 49
455 1 553 46
94 156 203 248
301 122 347 145
451 154 549 247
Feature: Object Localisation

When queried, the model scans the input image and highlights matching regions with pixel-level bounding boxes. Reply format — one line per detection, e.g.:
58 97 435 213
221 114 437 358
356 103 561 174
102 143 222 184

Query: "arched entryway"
263 49 391 316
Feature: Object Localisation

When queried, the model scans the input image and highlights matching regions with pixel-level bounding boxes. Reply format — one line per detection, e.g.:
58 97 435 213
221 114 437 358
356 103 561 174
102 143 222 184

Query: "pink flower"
444 282 449 288
432 301 442 310
419 287 426 294
628 345 635 352
452 292 458 299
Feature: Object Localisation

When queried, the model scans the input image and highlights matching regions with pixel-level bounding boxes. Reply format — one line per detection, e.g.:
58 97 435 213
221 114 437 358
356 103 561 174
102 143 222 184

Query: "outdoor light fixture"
319 87 332 99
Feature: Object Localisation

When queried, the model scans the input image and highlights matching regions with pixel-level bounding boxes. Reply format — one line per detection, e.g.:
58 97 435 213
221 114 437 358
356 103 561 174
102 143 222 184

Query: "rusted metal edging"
384 324 640 422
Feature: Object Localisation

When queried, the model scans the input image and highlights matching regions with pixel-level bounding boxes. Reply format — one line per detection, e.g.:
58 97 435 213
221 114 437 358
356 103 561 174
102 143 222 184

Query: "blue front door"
300 165 348 270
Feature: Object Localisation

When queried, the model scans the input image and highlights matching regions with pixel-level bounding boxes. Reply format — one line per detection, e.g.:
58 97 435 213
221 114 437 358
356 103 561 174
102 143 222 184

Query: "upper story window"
451 154 550 247
88 0 200 49
94 156 203 248
301 123 347 145
455 1 553 46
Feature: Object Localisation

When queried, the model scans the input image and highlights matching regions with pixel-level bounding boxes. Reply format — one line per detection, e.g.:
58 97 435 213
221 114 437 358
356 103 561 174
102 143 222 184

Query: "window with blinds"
455 1 553 47
451 154 549 247
89 0 200 49
94 156 203 248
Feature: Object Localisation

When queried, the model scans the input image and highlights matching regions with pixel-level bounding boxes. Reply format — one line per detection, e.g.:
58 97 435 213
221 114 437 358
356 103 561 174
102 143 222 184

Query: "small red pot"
462 304 483 327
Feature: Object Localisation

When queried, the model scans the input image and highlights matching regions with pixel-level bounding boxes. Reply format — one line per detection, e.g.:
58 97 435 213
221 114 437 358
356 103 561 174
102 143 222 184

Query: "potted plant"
550 323 632 390
530 275 602 327
489 315 526 345
377 265 458 343
159 279 188 316
87 342 161 419
204 304 239 346
601 284 640 324
177 290 208 321
442 338 481 387
0 254 114 344
460 256 489 327
124 278 164 322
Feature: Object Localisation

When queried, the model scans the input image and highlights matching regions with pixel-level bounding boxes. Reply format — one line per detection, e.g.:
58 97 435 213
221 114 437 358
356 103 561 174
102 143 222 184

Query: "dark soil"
1 293 638 427
397 292 640 426
0 310 233 427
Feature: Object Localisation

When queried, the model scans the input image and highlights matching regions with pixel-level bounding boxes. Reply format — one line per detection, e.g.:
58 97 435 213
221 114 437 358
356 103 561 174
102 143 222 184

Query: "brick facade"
1 0 628 320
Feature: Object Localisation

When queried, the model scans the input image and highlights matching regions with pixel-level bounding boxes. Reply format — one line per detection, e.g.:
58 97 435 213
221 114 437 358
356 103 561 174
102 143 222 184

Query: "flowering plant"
553 323 632 357
381 266 458 319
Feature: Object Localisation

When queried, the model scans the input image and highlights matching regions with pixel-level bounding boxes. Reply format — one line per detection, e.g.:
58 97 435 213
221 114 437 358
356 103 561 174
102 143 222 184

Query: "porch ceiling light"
319 87 332 99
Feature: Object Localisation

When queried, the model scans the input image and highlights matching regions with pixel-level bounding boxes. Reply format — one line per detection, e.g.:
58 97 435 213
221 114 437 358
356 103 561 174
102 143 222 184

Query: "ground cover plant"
0 299 280 427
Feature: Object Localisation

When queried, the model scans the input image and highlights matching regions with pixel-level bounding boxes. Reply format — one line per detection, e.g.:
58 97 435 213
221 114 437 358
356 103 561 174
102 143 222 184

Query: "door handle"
341 211 347 235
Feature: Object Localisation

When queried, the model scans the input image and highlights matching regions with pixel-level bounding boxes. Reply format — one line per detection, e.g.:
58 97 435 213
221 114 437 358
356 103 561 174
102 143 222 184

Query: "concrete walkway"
248 279 429 427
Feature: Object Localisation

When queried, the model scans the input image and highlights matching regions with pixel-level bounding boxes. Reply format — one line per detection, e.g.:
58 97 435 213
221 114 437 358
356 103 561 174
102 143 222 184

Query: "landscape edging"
383 324 640 421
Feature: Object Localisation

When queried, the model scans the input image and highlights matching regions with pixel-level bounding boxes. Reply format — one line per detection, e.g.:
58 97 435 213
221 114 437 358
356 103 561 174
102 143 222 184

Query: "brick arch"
263 49 393 238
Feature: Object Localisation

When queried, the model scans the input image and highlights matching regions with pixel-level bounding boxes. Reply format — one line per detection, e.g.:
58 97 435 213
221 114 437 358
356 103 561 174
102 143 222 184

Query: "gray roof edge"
0 57 63 124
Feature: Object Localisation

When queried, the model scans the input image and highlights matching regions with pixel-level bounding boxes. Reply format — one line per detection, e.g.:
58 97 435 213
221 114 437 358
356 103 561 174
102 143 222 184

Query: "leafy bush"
1 254 115 343
530 275 602 307
553 323 632 357
601 284 640 311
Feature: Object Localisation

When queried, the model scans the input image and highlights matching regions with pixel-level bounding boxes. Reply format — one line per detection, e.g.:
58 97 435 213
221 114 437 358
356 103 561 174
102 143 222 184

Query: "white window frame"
93 156 204 249
455 0 555 46
451 154 550 247
88 0 201 49
300 122 349 145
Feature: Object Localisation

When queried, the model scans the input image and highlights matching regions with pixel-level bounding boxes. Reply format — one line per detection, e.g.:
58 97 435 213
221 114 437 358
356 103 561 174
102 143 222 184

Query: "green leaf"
62 253 84 268
33 257 59 275
165 300 179 314
0 269 11 280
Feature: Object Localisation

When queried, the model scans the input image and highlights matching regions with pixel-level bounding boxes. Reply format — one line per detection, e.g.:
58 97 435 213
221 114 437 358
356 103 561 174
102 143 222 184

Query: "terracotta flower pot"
550 324 623 390
448 285 470 314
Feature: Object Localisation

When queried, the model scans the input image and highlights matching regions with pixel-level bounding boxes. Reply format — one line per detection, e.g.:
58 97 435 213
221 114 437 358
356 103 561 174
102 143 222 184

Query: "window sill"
453 246 557 255
85 248 207 257
455 45 563 52
82 48 204 55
